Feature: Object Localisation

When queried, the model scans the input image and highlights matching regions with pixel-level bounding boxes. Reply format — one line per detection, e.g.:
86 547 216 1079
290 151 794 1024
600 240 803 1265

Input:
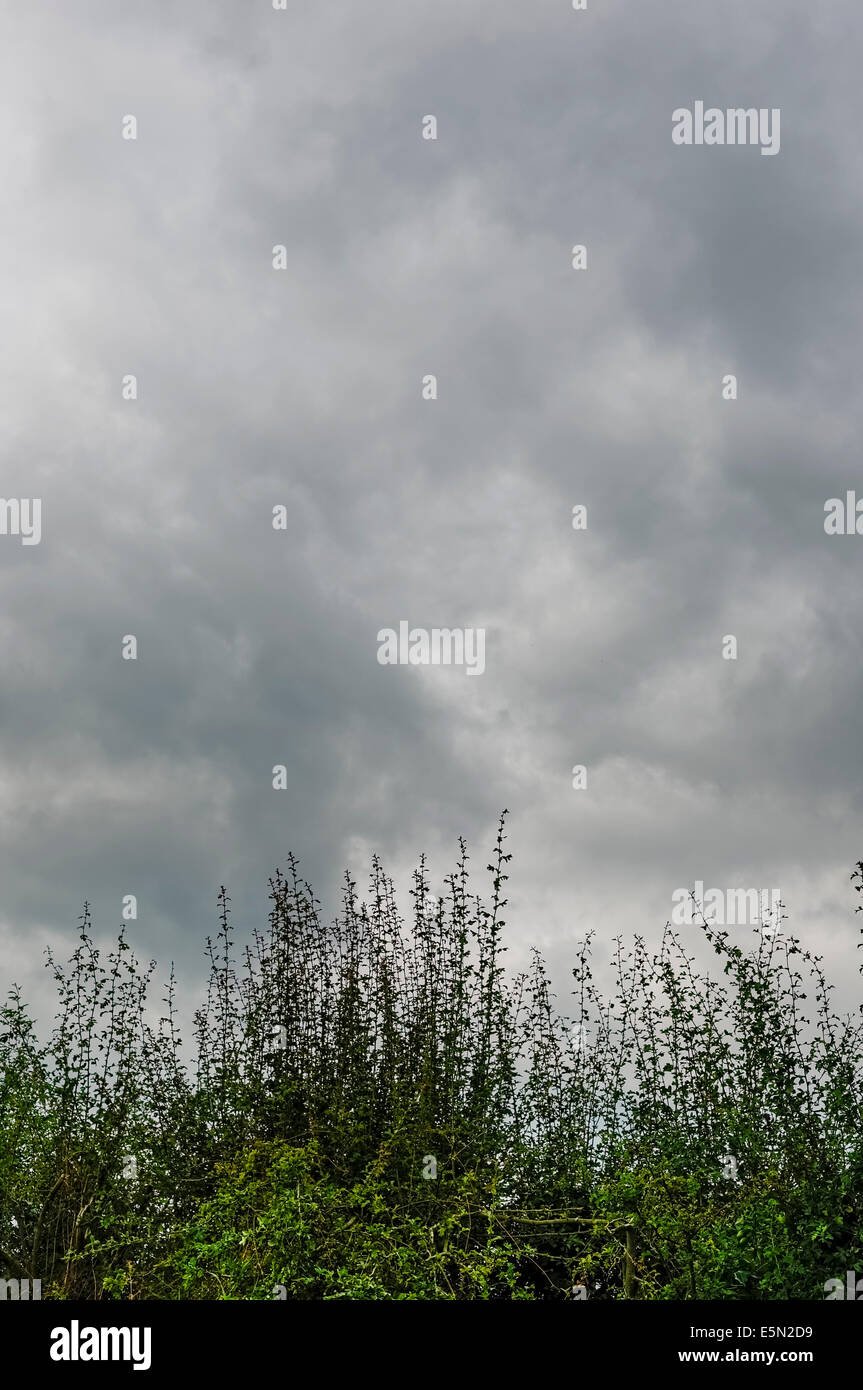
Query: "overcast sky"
1 0 862 1032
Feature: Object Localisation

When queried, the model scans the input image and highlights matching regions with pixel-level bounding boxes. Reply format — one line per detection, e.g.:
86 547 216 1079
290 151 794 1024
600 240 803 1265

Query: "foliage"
0 815 861 1299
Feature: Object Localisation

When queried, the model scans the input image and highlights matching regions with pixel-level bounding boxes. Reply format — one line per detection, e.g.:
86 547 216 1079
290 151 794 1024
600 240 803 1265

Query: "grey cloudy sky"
1 0 862 1028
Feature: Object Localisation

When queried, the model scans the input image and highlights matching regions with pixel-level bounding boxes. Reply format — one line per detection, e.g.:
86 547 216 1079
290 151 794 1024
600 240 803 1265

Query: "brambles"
0 817 861 1299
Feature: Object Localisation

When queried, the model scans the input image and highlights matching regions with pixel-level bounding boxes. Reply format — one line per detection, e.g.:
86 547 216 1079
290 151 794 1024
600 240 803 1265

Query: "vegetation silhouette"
1 814 861 1300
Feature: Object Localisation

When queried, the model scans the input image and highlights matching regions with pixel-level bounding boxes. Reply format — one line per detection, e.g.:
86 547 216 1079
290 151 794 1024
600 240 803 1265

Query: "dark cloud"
1 0 861 1029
